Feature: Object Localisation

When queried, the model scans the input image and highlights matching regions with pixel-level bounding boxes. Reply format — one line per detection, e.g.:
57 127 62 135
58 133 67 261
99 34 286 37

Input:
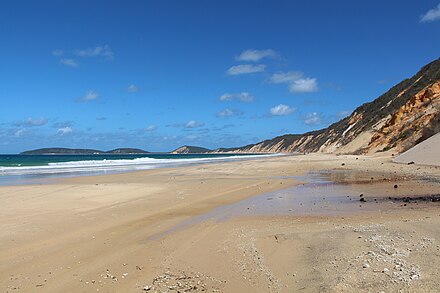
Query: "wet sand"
1 153 440 292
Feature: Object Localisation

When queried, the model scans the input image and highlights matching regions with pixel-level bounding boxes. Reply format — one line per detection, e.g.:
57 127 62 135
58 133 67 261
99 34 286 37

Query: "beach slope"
1 154 440 292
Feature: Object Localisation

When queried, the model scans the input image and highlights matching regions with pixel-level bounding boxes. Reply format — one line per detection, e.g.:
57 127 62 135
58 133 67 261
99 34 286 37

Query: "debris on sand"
142 270 223 292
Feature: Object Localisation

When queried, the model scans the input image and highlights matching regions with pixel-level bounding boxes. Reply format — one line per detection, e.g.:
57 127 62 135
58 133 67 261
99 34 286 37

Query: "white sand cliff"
394 132 440 166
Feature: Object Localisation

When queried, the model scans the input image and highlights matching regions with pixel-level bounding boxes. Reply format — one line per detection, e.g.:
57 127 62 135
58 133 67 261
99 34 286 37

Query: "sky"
1 1 440 153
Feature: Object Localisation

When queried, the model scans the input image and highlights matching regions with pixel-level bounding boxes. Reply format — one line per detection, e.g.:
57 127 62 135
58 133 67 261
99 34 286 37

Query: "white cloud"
52 49 64 57
57 126 73 135
15 117 47 127
167 120 204 129
218 108 233 117
236 49 277 62
304 112 323 125
269 71 304 84
269 71 318 94
146 125 157 131
78 90 99 102
219 94 233 101
74 45 114 59
127 84 139 93
26 117 47 126
219 92 254 102
60 59 79 67
186 134 198 140
217 108 243 118
27 117 47 126
162 135 177 140
289 78 319 93
227 64 266 75
421 3 440 22
53 121 74 128
185 120 204 128
270 104 296 116
14 129 25 137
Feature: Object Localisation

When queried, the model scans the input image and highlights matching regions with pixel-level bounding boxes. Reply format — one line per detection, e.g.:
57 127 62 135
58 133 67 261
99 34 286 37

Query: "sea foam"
0 154 279 176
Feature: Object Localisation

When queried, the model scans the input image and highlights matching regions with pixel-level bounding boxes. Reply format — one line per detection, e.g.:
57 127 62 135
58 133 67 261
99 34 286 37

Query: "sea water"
0 153 278 185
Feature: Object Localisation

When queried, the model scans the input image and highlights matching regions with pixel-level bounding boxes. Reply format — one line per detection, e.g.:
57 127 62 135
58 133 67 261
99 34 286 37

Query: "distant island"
21 148 151 155
170 145 211 154
20 146 216 155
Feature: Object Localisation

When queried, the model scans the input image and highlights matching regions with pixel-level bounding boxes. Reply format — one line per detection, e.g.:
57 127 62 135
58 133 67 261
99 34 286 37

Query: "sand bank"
393 132 440 166
1 153 440 292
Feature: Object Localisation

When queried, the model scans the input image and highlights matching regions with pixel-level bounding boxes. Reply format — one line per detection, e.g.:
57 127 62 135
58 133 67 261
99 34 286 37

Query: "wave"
0 154 279 176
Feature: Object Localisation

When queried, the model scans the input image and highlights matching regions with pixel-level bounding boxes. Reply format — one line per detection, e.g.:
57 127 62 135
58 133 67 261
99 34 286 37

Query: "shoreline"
1 153 440 292
0 153 285 186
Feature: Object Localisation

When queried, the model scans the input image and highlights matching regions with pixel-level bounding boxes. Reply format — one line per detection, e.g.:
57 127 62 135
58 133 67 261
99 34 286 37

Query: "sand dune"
393 132 440 166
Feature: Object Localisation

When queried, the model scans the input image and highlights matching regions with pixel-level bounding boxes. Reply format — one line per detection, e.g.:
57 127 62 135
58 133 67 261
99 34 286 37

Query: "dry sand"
1 153 440 292
394 132 440 166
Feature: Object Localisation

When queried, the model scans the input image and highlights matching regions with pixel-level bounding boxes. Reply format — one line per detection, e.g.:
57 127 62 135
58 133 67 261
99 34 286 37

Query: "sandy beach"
1 154 440 292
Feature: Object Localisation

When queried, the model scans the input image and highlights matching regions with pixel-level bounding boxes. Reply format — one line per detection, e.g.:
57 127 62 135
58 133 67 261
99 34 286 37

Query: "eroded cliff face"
212 58 440 154
366 81 440 153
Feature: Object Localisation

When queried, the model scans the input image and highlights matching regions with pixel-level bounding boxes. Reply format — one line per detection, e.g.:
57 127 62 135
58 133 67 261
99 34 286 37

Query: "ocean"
0 153 276 185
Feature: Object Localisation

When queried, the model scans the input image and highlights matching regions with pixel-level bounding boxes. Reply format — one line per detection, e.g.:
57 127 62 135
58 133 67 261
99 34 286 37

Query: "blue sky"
1 1 439 153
